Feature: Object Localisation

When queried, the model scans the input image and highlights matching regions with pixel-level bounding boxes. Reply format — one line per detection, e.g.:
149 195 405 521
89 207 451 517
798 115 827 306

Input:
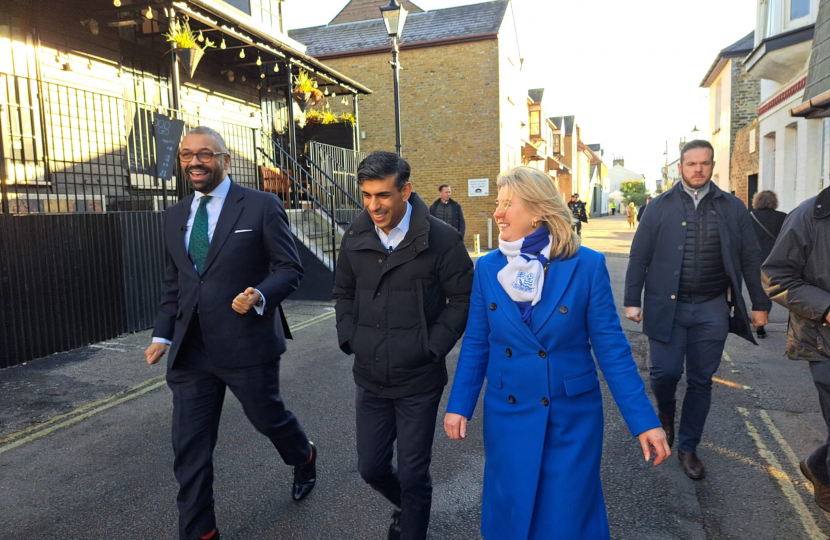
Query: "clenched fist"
232 287 261 314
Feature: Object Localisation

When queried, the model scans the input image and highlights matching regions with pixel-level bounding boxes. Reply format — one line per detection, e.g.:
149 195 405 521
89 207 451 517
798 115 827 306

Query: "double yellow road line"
0 310 336 456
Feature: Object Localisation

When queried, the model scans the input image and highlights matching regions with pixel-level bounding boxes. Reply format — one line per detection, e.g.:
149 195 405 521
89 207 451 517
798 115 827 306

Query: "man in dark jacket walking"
333 152 473 540
762 185 830 513
428 184 466 240
624 140 770 480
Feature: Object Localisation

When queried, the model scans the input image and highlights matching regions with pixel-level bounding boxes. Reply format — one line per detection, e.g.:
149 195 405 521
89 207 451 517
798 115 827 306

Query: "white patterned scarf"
497 227 553 326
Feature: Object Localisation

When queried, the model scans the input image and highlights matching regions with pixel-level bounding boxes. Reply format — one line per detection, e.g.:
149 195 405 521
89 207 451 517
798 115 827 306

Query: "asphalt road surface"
1 256 828 540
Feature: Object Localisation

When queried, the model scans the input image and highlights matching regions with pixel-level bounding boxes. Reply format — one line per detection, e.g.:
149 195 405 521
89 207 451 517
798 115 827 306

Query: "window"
791 0 810 20
552 134 562 155
251 0 284 33
714 80 722 132
766 0 776 37
529 111 540 137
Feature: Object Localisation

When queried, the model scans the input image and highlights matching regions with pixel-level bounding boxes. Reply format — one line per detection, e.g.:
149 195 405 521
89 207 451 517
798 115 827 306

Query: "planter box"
298 123 354 151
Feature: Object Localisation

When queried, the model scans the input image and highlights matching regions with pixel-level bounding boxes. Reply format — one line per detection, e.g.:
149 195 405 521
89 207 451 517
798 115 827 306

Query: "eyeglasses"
178 150 228 163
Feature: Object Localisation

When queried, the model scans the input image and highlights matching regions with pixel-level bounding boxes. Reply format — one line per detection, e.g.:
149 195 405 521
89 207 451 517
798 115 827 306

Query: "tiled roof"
289 1 510 58
528 89 544 103
805 0 830 102
700 31 754 87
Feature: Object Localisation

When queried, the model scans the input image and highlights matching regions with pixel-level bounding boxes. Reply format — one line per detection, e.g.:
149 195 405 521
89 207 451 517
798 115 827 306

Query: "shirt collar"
681 180 710 199
377 201 413 237
194 176 231 202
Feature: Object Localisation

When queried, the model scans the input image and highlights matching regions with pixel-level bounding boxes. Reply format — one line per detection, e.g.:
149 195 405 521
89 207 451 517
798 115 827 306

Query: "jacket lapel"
202 181 244 275
170 196 200 280
531 254 579 331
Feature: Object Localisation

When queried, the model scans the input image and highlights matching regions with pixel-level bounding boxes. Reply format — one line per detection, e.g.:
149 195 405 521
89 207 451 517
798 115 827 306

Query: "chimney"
613 156 625 167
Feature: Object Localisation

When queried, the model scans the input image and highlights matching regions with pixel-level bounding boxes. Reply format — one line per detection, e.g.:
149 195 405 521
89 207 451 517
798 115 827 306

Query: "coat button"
508 395 516 404
376 324 380 329
376 292 381 296
375 357 379 362
559 305 568 314
682 222 687 226
677 245 683 250
541 398 550 406
671 295 676 300
539 350 547 358
378 259 383 263
674 271 679 276
490 303 497 311
506 348 512 357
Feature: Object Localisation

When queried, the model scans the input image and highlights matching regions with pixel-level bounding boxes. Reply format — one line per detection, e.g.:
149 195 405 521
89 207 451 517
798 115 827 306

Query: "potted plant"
163 17 215 78
292 70 324 112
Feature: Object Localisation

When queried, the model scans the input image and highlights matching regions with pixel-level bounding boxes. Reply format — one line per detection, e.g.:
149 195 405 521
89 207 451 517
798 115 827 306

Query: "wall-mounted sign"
152 113 186 181
468 178 489 197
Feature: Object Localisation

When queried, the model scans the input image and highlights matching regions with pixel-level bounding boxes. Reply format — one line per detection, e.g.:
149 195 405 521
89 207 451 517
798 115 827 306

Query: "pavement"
1 217 829 539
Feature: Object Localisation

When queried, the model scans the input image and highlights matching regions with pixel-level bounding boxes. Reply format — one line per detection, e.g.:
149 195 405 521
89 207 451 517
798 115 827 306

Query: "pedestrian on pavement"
610 201 616 215
567 193 588 236
429 184 466 240
750 190 787 339
637 196 653 223
624 139 770 480
143 127 317 540
762 184 830 514
444 166 668 540
332 151 473 540
626 202 636 228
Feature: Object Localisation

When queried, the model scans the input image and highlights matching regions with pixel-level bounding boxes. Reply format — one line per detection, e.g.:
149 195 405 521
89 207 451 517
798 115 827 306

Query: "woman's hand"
444 413 468 440
638 427 670 466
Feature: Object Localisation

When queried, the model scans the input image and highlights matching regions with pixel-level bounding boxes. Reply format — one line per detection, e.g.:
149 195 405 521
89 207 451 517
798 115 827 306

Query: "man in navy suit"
143 126 316 540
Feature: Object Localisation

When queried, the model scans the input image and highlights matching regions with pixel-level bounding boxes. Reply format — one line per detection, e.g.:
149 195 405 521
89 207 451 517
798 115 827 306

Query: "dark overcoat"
624 181 771 344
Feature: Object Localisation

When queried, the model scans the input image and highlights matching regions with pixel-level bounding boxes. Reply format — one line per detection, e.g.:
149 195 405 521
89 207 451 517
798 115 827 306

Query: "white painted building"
745 0 827 212
608 158 646 193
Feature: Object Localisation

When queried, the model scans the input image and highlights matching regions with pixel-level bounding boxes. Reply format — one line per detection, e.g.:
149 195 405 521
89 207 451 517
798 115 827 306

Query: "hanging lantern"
256 55 262 66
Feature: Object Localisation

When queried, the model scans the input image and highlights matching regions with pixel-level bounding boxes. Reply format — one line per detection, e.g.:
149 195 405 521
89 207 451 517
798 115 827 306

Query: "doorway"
748 174 758 209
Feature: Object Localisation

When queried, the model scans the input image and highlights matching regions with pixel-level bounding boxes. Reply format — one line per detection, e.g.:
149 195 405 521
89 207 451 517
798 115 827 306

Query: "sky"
283 0 758 182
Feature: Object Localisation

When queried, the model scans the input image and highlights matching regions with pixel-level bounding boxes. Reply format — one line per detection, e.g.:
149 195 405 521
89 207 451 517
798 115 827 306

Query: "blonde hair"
496 167 580 260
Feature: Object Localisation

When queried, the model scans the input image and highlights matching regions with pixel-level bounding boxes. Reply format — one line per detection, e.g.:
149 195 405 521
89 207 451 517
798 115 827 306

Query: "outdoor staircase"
257 134 365 276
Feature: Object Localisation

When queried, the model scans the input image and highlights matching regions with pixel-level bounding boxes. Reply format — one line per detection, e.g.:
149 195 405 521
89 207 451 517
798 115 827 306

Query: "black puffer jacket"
763 187 830 362
333 193 474 398
677 193 730 303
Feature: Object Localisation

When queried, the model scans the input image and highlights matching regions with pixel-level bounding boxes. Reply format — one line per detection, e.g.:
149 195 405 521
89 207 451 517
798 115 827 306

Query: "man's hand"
232 287 261 314
144 342 168 365
625 306 643 324
444 413 468 440
638 426 670 466
750 310 769 328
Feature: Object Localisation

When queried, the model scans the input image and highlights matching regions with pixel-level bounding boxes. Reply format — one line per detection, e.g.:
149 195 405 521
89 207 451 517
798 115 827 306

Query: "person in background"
749 190 787 339
429 184 466 240
762 184 830 514
610 201 617 215
626 202 636 229
444 166 668 540
567 193 588 236
637 196 653 223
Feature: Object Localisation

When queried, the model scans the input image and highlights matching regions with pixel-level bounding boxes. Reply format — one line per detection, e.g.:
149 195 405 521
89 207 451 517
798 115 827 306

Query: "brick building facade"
730 119 760 206
291 0 522 247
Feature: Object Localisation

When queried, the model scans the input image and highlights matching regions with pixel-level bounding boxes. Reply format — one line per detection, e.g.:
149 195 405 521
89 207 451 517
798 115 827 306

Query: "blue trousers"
648 295 729 453
167 317 311 540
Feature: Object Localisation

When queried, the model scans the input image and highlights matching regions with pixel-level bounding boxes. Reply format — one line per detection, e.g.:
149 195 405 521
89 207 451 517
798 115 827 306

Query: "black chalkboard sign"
152 113 185 181
123 108 155 175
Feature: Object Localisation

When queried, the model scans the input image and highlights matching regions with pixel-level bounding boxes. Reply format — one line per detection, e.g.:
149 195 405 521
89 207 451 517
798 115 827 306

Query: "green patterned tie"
189 195 212 274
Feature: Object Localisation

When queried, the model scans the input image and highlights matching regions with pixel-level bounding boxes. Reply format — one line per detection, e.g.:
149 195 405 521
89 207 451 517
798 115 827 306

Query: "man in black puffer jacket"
624 140 770 481
333 151 473 540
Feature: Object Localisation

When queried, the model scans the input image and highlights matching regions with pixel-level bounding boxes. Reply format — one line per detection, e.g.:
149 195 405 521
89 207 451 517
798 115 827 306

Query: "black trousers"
167 317 311 540
808 360 830 485
355 384 444 540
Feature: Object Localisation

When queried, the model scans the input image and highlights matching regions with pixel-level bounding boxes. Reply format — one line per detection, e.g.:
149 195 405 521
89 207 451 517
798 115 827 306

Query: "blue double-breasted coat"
446 246 660 540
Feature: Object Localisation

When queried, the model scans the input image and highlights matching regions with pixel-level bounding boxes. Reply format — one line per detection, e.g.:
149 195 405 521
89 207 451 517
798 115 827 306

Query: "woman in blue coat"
444 167 669 540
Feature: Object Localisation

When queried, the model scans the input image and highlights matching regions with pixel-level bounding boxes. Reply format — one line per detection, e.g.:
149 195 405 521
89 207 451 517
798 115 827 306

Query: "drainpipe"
285 62 297 164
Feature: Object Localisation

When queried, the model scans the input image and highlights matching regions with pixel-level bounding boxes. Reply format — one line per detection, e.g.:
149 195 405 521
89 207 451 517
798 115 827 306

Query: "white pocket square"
234 229 253 233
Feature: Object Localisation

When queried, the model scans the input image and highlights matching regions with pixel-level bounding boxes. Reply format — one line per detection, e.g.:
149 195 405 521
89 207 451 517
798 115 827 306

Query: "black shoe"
756 326 767 339
388 509 401 540
678 450 705 480
292 441 317 501
658 413 675 448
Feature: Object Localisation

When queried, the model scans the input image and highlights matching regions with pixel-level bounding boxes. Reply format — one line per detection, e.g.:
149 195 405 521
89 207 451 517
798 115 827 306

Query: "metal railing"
0 72 260 214
258 134 340 271
308 141 366 228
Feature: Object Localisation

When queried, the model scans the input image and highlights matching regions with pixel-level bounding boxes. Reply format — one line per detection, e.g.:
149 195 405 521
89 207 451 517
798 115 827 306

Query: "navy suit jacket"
152 180 303 368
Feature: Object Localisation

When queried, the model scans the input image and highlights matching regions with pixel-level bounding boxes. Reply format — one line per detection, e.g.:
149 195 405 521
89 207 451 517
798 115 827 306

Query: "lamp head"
380 0 408 39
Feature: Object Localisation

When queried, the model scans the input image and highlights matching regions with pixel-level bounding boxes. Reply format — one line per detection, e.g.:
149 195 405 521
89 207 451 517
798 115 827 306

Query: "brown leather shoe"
678 450 705 480
800 459 830 513
658 414 675 448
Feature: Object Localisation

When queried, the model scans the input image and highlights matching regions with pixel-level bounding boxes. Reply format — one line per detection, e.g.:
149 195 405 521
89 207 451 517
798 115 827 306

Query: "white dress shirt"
375 201 412 250
152 176 264 346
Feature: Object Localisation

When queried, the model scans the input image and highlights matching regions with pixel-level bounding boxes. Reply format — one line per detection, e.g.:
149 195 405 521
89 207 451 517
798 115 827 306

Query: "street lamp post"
380 0 408 156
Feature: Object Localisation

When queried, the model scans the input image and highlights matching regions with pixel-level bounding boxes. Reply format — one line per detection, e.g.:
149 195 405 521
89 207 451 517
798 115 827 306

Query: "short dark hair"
753 190 778 210
438 184 449 192
680 139 714 163
357 151 410 190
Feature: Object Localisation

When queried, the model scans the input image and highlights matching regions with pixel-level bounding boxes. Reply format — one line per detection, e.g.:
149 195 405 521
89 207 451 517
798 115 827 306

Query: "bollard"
475 234 481 255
